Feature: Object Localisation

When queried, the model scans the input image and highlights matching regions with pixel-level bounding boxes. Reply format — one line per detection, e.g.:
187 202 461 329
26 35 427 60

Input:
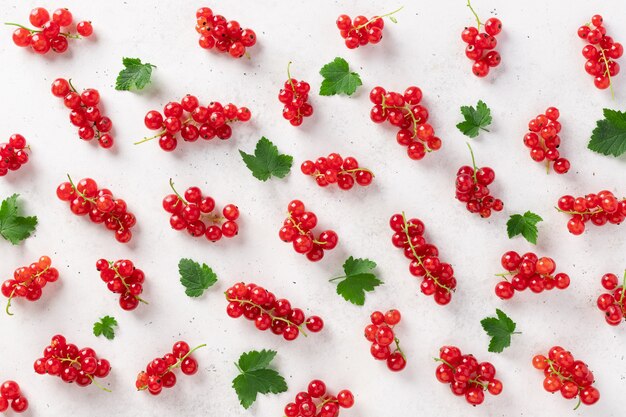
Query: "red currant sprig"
0 380 28 413
597 271 626 325
284 380 354 417
301 153 373 189
279 62 313 127
195 7 256 58
1 256 59 316
0 134 30 177
163 179 240 241
455 143 503 218
532 347 600 409
51 78 114 149
556 191 625 235
5 7 92 54
96 259 147 311
34 334 111 392
225 282 324 341
364 309 406 371
462 0 502 77
435 346 503 406
578 15 622 96
523 107 569 174
336 6 403 49
136 341 205 395
494 251 570 299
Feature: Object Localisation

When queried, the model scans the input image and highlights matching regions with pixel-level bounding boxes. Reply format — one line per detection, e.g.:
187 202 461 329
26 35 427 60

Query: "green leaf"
178 258 218 297
456 100 492 138
588 108 626 157
332 257 382 306
319 57 362 96
506 211 543 245
0 194 38 245
93 316 118 340
480 309 518 353
233 350 287 409
239 137 293 181
115 57 156 91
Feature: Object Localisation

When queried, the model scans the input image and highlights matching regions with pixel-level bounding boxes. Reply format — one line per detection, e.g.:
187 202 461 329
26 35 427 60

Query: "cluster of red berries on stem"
523 107 569 174
163 179 239 242
596 271 626 326
51 78 114 149
455 143 503 218
389 212 456 305
556 191 625 235
284 380 354 417
370 85 440 160
0 381 28 413
139 94 251 151
225 282 324 341
279 200 338 262
96 259 147 311
279 62 313 126
136 341 204 396
56 175 137 243
435 346 503 406
461 1 502 77
7 7 92 54
495 251 570 299
532 347 599 408
578 15 622 93
336 6 403 49
301 153 373 190
34 335 111 391
0 134 29 177
364 309 406 372
195 7 256 58
2 256 59 316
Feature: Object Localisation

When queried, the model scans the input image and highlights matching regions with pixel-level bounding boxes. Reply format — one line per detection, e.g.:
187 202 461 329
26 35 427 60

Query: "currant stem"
5 289 15 316
599 48 615 99
59 356 112 392
619 270 626 305
226 296 308 337
286 213 326 246
354 5 404 30
400 211 451 293
466 142 479 184
168 179 187 205
466 0 483 28
67 174 97 204
4 22 36 33
433 357 455 369
494 271 514 280
393 337 406 360
68 78 78 93
286 61 296 91
134 131 165 145
168 344 206 373
108 261 148 304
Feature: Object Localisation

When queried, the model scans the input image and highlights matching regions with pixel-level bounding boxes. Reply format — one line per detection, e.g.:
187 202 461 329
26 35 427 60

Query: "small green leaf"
0 194 38 245
456 100 492 138
178 258 218 297
389 16 398 23
115 57 156 91
332 257 382 306
507 211 543 244
93 316 118 340
588 108 626 157
239 137 293 181
233 350 287 409
319 57 362 96
480 309 518 353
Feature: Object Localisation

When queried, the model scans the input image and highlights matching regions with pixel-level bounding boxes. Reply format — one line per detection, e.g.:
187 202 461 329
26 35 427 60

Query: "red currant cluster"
495 251 570 299
301 154 373 190
455 144 503 218
461 13 502 77
364 309 406 372
2 256 59 316
96 259 147 311
135 341 204 396
578 15 622 90
284 380 354 417
369 86 440 160
597 272 626 326
0 134 29 177
435 346 503 406
389 213 456 305
279 62 313 127
557 191 625 235
335 7 402 49
34 335 111 390
532 347 600 407
225 282 324 341
51 78 114 149
140 95 251 151
56 176 137 243
8 7 92 54
195 7 256 58
163 180 239 242
523 107 569 174
0 381 28 413
279 200 338 262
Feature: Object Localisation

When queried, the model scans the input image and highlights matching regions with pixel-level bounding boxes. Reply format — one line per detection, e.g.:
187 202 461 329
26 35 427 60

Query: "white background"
1 1 625 416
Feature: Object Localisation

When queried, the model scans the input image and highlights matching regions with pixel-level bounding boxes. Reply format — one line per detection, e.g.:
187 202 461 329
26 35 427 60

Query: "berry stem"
58 356 111 392
169 179 187 205
619 270 626 305
400 211 451 293
599 48 615 99
381 95 424 143
545 358 585 410
225 296 308 336
286 213 326 246
4 265 50 316
68 78 78 93
4 22 81 39
354 6 404 30
466 142 479 185
393 337 406 360
67 174 96 204
168 179 224 223
466 0 483 28
5 289 15 316
286 61 296 91
168 344 206 373
107 261 148 305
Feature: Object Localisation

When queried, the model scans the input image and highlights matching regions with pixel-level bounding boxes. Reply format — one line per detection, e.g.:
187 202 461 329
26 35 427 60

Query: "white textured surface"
1 0 625 416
